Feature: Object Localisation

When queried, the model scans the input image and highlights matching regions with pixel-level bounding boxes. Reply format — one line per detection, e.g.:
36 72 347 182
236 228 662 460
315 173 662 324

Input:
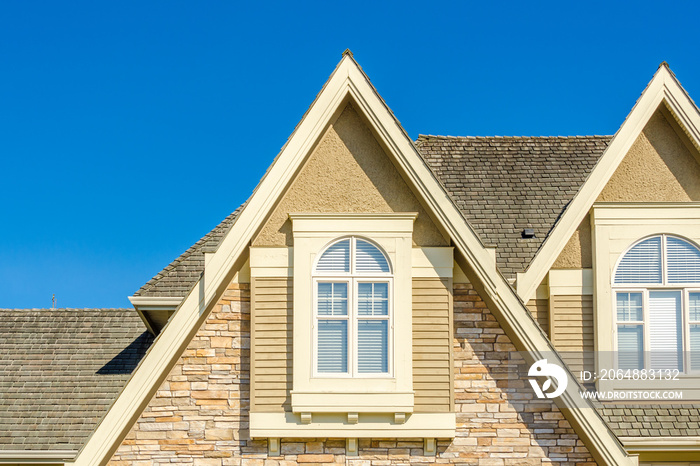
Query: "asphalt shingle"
415 135 611 279
0 308 153 450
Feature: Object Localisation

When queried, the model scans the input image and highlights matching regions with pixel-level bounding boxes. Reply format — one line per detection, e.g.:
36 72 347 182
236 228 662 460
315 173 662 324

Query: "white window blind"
617 324 644 370
648 291 683 371
355 239 390 273
690 292 700 371
358 320 388 373
614 236 662 284
317 320 348 373
317 282 348 316
616 292 644 370
316 239 350 273
667 236 700 284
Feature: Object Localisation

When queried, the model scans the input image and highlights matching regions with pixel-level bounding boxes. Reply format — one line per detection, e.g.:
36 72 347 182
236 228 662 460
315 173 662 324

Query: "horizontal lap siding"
551 294 594 374
252 277 292 412
412 278 453 412
526 298 550 337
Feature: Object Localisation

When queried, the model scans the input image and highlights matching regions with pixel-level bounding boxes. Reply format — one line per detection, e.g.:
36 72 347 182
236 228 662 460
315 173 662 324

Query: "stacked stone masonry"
109 281 596 465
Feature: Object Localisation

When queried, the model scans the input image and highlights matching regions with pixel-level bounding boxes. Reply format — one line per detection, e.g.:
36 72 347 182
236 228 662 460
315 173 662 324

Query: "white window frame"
612 234 700 373
288 213 416 414
312 274 394 378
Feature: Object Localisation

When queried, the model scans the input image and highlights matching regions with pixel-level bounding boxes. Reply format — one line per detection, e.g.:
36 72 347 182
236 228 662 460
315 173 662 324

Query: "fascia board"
0 450 77 463
69 55 634 466
517 65 700 303
620 436 700 450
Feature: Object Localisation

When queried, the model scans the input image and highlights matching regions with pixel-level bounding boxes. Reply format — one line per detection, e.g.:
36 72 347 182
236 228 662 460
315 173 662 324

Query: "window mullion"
662 234 668 286
643 289 650 370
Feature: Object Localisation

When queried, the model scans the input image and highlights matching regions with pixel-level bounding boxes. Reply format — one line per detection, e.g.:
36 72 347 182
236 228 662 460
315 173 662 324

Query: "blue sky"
1 1 699 308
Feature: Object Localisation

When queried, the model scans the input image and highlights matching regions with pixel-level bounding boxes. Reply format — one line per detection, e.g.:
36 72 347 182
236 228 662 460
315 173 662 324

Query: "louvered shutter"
667 236 700 284
316 240 350 273
648 291 683 371
614 236 662 284
355 240 389 273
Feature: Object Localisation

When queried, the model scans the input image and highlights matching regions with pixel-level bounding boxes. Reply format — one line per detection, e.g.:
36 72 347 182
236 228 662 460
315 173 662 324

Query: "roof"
0 308 153 451
135 204 245 297
137 135 611 293
416 135 612 279
601 404 700 437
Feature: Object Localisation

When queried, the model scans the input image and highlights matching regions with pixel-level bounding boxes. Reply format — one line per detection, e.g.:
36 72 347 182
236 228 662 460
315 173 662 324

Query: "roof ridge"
416 134 613 140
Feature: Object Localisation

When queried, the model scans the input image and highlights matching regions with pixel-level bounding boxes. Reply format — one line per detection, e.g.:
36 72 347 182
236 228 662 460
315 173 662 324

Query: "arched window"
613 235 700 372
314 237 392 376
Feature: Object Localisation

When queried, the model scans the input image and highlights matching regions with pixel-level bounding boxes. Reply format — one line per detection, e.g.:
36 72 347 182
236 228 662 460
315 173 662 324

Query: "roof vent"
521 228 536 239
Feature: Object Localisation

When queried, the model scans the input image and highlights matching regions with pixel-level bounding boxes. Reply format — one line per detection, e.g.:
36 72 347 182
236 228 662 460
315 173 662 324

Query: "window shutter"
648 291 683 371
317 320 348 373
357 320 388 373
666 236 700 284
614 236 662 284
355 240 390 273
316 240 350 273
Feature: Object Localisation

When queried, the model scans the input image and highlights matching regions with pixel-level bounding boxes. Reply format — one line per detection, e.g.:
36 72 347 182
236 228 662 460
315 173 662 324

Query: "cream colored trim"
549 269 593 296
289 214 415 413
592 204 700 397
249 412 456 438
291 392 414 413
0 449 76 463
517 65 700 302
128 296 183 334
72 54 634 466
250 247 292 277
621 436 700 451
412 247 454 278
128 296 183 309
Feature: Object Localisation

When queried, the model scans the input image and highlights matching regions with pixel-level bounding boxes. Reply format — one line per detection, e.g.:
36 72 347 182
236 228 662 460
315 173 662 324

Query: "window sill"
249 412 455 438
291 390 414 413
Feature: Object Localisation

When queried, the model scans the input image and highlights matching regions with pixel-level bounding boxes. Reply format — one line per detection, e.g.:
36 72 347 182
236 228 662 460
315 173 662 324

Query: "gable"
253 103 448 247
551 109 700 270
74 53 635 466
597 109 700 202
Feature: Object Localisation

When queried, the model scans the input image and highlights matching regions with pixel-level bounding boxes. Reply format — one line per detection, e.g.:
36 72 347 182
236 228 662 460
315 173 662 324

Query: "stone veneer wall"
109 281 597 466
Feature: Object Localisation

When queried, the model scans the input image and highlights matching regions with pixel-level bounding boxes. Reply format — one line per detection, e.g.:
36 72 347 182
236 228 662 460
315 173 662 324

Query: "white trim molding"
517 64 700 303
289 213 415 413
0 449 77 464
250 412 455 438
592 203 700 397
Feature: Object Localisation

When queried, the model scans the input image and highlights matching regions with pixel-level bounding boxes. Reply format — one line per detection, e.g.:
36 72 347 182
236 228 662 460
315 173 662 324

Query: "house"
2 51 700 465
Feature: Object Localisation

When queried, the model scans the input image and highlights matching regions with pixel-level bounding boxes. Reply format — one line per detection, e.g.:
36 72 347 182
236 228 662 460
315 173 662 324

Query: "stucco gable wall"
252 103 448 248
597 110 700 203
552 109 700 270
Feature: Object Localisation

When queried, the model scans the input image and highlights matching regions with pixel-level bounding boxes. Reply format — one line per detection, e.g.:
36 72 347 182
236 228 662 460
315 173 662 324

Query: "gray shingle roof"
137 136 612 295
135 204 244 297
600 404 700 437
0 308 153 450
415 135 612 279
